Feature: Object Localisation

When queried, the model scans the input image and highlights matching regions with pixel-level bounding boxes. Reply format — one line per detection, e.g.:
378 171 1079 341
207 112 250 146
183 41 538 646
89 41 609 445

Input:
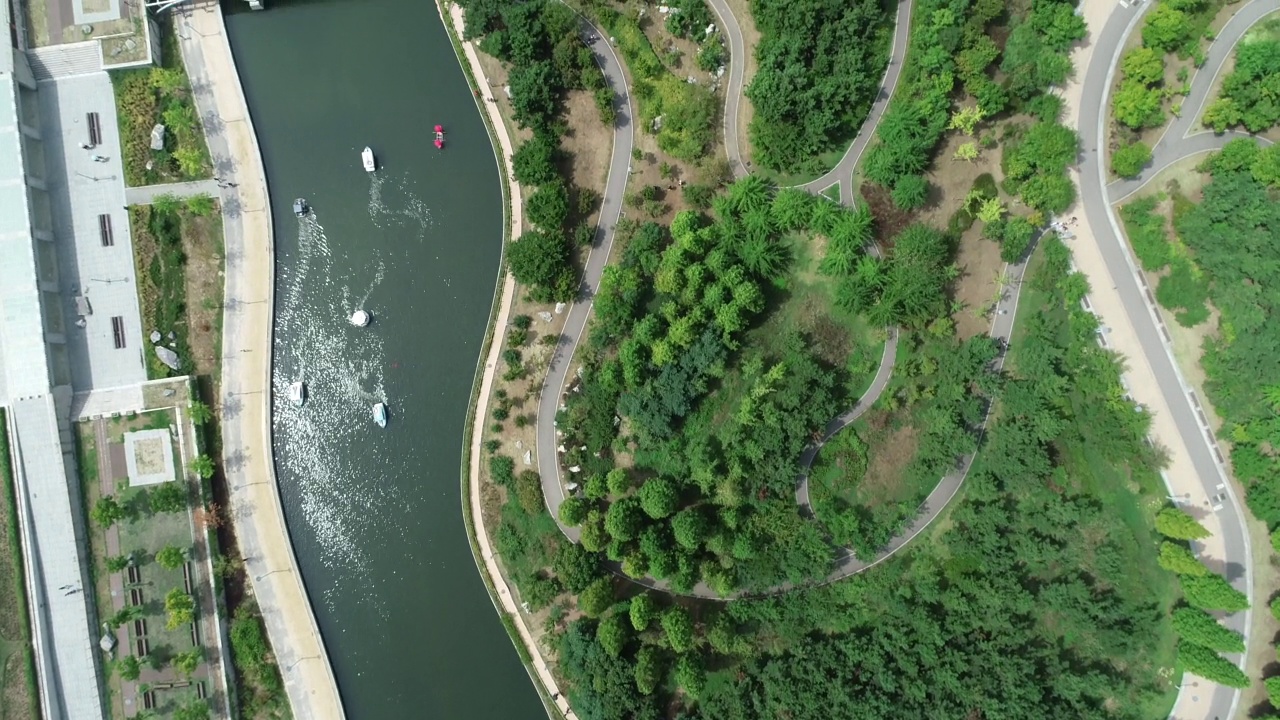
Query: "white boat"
288 381 306 407
350 310 371 327
372 402 388 428
362 146 376 172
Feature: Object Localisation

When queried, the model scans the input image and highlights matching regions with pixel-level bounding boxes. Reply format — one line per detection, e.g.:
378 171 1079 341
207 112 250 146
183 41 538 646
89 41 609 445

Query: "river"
221 0 544 716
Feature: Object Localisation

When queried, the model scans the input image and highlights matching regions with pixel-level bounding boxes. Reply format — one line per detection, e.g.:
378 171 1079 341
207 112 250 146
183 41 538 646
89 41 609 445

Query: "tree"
507 229 572 298
953 141 980 162
1171 607 1245 652
604 497 645 542
173 147 206 178
173 647 203 677
1000 216 1037 263
521 572 561 611
1142 5 1192 52
1181 574 1250 612
164 588 196 629
512 133 559 186
149 67 187 97
1155 507 1211 540
596 613 630 658
671 507 710 550
172 700 211 720
187 400 213 425
189 455 215 480
1112 141 1152 179
155 545 188 570
185 195 216 218
1267 676 1280 708
106 555 132 573
1121 47 1165 85
638 478 679 519
580 510 609 551
92 496 127 528
947 106 985 136
559 496 590 526
675 653 707 699
508 60 562 131
634 645 663 695
661 606 695 653
1178 642 1249 688
150 481 187 513
606 468 631 496
578 577 614 617
526 181 570 231
515 469 544 515
118 655 141 681
630 593 660 631
891 174 929 210
108 604 144 630
1157 541 1208 576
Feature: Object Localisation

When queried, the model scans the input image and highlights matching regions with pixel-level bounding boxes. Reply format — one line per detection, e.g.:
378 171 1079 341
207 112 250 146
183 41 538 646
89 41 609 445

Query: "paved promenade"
444 4 579 717
175 3 345 719
124 179 220 205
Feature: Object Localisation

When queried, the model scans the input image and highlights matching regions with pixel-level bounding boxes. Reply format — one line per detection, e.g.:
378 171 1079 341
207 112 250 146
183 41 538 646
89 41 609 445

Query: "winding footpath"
706 0 914 204
1074 0 1270 717
534 0 1038 599
536 15 635 544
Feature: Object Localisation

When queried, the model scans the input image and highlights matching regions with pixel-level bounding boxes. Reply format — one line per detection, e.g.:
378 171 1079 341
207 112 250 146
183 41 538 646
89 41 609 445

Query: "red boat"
434 124 445 149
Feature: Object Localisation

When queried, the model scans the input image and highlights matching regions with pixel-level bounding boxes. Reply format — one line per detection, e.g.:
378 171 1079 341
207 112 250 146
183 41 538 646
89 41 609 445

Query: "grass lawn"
111 19 211 187
0 412 38 720
129 199 224 381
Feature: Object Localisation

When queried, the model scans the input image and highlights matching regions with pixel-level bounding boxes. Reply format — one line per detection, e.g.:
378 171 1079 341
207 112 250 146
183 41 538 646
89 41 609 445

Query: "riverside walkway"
175 4 345 718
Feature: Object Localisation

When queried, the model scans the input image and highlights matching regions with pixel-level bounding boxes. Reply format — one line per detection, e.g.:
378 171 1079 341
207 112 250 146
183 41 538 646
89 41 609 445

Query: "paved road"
1079 2 1265 717
707 0 914 205
536 16 634 544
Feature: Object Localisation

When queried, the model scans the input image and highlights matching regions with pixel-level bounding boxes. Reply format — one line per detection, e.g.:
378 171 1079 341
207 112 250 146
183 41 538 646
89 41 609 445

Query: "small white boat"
350 310 371 327
362 146 376 173
372 402 388 428
288 381 306 407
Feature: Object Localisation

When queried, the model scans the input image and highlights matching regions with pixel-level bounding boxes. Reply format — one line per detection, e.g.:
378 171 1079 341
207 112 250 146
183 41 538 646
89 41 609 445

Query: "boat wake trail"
272 210 396 619
367 170 433 239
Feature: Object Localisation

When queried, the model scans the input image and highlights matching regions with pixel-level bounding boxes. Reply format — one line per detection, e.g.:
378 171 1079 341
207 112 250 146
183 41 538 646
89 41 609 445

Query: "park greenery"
230 606 289 717
1114 0 1227 136
457 0 616 302
111 23 211 186
744 0 891 173
862 0 1083 208
1203 36 1280 132
534 235 1190 718
586 0 719 161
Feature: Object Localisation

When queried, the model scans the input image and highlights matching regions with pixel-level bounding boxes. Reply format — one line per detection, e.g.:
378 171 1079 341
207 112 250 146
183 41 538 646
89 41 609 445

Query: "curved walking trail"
1074 0 1268 717
535 14 634 546
532 0 1035 599
1106 0 1276 204
707 0 915 204
179 4 345 719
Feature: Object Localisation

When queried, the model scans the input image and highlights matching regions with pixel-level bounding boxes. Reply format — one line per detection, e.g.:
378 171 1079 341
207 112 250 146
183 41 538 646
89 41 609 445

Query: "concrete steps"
28 43 104 81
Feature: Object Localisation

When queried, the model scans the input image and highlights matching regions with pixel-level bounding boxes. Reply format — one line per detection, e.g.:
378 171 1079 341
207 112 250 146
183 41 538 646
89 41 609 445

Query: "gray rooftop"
0 74 50 404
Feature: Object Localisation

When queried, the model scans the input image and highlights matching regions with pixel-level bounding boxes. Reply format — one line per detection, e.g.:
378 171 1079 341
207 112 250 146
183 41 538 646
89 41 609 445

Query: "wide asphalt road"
1079 1 1266 717
536 16 634 544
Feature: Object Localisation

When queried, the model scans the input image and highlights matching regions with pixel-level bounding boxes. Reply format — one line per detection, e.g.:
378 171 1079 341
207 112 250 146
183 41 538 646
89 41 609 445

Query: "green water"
222 1 544 716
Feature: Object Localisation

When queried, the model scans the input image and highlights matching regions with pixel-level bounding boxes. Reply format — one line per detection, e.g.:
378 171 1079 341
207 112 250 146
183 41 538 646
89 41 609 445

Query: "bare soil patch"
859 423 919 507
916 132 1004 230
950 224 1006 340
183 210 224 380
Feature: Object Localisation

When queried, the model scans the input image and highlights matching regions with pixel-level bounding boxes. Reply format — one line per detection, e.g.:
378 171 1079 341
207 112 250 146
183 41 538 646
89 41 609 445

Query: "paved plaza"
39 73 147 393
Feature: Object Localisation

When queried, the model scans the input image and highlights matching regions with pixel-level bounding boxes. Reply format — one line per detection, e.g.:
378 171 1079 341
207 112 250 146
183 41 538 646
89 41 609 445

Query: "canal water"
222 1 544 716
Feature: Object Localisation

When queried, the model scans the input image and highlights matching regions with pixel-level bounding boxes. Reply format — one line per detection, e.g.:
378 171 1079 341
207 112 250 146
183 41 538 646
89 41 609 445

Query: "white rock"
554 302 567 314
569 465 582 473
539 311 554 323
523 450 533 466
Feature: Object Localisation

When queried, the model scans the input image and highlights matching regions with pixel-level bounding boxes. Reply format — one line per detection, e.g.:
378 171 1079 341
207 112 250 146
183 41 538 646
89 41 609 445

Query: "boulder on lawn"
154 345 180 371
150 124 165 151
